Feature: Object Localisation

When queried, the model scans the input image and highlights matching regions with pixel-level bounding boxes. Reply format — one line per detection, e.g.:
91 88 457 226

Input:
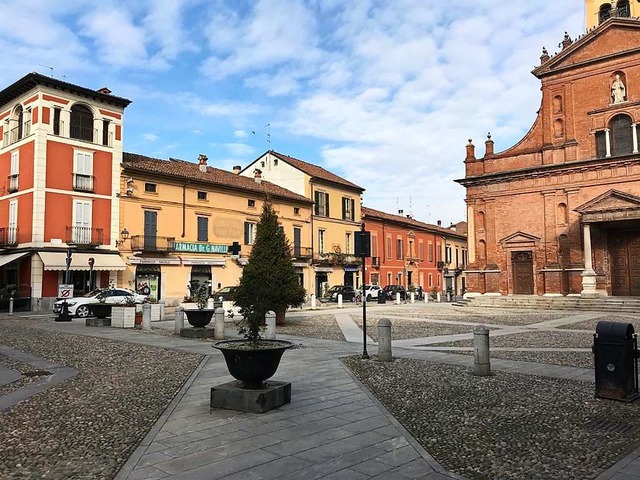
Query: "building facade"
0 73 129 311
119 153 313 305
240 151 364 298
457 10 640 297
362 207 467 297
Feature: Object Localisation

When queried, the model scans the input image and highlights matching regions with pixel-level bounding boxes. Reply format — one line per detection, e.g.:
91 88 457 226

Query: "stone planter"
184 309 214 328
212 339 294 389
111 306 135 328
149 303 162 322
89 303 112 319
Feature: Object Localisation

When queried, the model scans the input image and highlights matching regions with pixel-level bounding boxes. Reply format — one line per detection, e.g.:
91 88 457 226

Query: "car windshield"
217 287 235 294
83 289 103 298
327 286 344 294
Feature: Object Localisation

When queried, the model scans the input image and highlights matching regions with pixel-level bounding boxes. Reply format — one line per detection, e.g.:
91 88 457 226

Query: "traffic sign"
58 284 73 299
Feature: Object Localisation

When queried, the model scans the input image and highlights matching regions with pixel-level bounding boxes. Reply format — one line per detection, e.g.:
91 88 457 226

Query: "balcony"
0 227 18 247
7 174 18 193
73 173 94 192
130 235 176 252
291 246 312 259
70 124 94 143
3 121 31 148
314 252 362 266
406 254 421 264
66 226 104 246
54 121 112 147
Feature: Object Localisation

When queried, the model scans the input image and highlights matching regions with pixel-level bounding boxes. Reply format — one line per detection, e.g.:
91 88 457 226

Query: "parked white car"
53 288 147 318
357 285 382 301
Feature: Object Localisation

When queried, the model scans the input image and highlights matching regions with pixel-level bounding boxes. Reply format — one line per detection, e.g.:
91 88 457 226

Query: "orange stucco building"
0 73 130 310
457 5 640 298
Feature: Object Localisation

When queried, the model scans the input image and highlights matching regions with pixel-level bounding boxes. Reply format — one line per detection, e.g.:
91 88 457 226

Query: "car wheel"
366 295 372 301
76 305 90 318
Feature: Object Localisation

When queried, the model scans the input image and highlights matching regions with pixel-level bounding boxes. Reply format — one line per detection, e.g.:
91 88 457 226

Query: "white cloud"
224 143 254 157
234 130 249 139
143 133 160 141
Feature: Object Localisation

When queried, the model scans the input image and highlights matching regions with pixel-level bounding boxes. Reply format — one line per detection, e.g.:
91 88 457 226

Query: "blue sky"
1 0 583 226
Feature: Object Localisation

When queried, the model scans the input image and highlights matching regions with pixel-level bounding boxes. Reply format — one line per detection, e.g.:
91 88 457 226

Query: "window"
8 200 17 244
248 199 256 208
145 183 157 193
273 159 278 165
396 238 403 259
9 151 19 193
610 114 633 156
599 3 612 23
445 245 452 264
428 242 433 262
318 230 325 254
197 191 207 200
371 235 378 257
70 104 94 142
345 233 351 254
342 197 355 221
197 217 208 242
314 191 329 217
595 131 607 158
244 222 256 245
386 236 392 259
73 200 92 244
102 120 110 146
618 0 630 18
53 108 61 136
73 150 94 192
418 241 424 261
294 207 300 215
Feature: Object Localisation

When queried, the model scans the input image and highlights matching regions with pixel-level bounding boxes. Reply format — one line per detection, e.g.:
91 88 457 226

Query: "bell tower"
585 0 640 30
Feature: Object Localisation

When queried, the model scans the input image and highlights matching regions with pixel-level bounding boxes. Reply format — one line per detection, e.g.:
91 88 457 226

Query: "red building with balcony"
0 73 130 311
362 207 467 297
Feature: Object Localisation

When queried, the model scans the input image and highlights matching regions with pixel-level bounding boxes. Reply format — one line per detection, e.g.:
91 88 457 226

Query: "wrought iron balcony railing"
8 174 18 193
73 173 94 192
70 124 95 142
0 227 18 247
314 252 362 265
130 235 176 252
3 121 31 147
66 226 103 246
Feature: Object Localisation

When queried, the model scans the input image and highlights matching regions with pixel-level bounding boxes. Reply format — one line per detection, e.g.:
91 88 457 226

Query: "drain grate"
22 370 52 377
586 418 634 435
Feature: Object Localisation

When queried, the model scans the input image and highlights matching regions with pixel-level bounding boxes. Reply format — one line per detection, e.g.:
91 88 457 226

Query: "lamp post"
355 222 371 359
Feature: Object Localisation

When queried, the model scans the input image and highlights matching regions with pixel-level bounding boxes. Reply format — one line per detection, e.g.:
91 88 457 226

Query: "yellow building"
240 151 365 298
118 153 313 305
585 0 639 29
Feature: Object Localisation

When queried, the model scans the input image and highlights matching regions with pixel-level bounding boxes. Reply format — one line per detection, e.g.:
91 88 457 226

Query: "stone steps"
463 295 640 313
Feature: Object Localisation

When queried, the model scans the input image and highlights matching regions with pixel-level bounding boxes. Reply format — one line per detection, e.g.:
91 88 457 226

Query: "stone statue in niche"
611 74 626 104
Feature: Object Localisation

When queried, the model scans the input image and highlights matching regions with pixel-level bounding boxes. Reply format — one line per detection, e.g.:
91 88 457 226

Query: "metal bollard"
410 292 415 304
425 293 429 303
9 296 13 315
395 292 401 305
311 294 317 310
265 311 276 339
159 300 165 321
437 292 441 302
338 294 343 308
142 303 152 330
174 306 184 335
377 318 392 362
214 307 225 340
473 325 491 376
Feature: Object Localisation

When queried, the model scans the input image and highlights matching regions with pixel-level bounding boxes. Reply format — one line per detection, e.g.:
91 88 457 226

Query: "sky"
0 0 584 226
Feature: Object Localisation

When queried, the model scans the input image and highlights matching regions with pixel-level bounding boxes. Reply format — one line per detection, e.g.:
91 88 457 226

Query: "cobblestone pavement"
3 303 640 479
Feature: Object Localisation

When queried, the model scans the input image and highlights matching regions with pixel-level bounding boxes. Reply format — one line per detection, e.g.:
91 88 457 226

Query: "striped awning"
38 252 126 271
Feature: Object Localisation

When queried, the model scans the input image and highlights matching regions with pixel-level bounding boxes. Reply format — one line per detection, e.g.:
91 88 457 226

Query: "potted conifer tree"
213 201 306 389
183 280 214 328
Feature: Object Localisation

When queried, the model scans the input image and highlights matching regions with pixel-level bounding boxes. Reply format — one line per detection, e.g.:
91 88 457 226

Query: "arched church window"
617 0 630 18
599 3 612 23
609 114 633 156
557 203 568 225
553 95 563 113
14 105 24 140
477 211 485 231
70 104 94 142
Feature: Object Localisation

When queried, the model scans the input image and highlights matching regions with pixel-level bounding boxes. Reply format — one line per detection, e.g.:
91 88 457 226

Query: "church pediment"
500 231 541 246
534 19 640 78
575 189 640 214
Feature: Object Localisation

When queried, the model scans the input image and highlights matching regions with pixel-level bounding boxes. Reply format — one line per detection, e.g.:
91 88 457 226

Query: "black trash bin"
593 321 639 402
377 292 386 304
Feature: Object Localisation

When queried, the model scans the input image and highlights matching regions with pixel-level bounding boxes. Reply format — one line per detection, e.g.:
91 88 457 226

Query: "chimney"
233 165 241 174
484 133 494 157
198 154 208 173
561 32 573 50
97 87 112 95
254 168 262 184
540 47 550 64
465 139 476 161
437 220 442 227
398 209 404 215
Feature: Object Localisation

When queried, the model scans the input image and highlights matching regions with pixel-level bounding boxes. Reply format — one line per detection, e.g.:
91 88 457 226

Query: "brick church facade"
457 2 640 297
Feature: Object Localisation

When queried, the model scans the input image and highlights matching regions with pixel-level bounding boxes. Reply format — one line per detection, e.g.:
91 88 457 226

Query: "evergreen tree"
234 201 306 342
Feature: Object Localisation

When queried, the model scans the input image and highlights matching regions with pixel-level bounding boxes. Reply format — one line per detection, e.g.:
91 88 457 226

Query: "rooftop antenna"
39 64 54 78
409 195 413 217
265 123 271 146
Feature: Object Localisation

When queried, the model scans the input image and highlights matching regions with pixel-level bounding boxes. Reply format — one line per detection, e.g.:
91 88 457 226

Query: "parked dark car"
382 285 407 300
320 285 356 302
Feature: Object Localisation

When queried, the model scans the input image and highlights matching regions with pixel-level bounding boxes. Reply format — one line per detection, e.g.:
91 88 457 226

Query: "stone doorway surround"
575 189 640 296
499 231 541 295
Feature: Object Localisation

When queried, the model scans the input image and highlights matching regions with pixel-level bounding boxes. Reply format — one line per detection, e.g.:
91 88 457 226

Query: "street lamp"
115 228 130 247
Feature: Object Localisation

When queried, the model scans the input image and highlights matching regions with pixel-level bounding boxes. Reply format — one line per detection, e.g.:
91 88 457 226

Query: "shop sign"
172 242 228 254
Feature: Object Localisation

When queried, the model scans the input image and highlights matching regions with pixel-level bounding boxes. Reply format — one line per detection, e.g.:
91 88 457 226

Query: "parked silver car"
53 288 147 318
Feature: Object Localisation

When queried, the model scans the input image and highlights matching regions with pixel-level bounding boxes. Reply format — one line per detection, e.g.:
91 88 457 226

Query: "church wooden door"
610 231 640 296
512 251 534 294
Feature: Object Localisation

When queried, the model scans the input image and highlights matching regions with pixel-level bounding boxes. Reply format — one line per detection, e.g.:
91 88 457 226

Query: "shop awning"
0 252 29 268
38 252 127 271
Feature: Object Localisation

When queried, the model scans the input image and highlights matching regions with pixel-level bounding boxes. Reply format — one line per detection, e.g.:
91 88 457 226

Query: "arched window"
557 203 568 225
609 114 633 156
599 3 612 23
14 105 24 140
477 211 486 231
617 0 630 18
553 95 563 113
70 104 94 142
